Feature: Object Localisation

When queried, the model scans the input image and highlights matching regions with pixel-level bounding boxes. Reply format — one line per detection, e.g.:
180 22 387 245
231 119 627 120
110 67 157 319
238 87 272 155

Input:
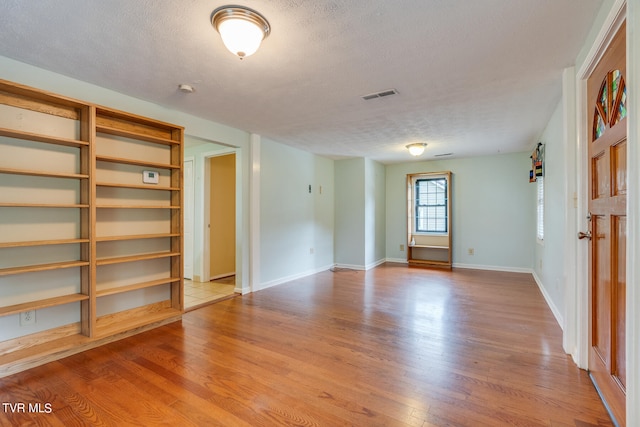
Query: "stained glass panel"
599 80 608 119
595 111 606 139
612 70 621 105
616 86 627 124
594 70 628 140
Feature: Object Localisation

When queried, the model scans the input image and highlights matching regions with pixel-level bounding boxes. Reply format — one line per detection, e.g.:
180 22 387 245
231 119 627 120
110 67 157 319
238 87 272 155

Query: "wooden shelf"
409 244 448 249
96 182 179 191
0 167 89 180
0 260 90 277
93 299 181 339
96 155 179 170
0 294 89 317
0 238 89 248
95 204 180 209
0 203 89 208
96 277 181 297
95 308 181 339
96 233 180 242
0 127 88 148
0 79 184 377
96 251 181 266
96 124 179 146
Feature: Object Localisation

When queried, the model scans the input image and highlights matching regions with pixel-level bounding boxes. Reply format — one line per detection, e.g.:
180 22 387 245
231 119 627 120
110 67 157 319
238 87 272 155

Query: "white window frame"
536 176 544 242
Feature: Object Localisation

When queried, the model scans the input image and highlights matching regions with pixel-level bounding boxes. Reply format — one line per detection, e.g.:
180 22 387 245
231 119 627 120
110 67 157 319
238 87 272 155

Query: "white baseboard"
210 272 235 281
531 270 564 329
235 286 250 295
366 258 386 270
333 258 386 271
258 264 334 291
333 263 366 271
385 257 408 264
453 263 533 274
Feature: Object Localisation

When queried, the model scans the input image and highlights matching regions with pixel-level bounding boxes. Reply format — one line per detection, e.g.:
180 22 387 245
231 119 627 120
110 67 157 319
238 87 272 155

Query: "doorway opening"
183 142 240 310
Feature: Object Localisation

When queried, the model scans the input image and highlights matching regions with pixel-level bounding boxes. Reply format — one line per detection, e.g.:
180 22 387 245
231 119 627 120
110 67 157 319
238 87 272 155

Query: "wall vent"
362 88 398 100
435 153 453 157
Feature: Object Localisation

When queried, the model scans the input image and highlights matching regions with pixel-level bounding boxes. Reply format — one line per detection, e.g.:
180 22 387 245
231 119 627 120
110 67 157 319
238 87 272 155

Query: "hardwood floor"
0 264 612 426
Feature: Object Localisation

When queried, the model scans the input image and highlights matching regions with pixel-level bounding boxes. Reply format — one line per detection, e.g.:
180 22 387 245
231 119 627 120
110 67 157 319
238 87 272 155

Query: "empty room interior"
0 1 639 426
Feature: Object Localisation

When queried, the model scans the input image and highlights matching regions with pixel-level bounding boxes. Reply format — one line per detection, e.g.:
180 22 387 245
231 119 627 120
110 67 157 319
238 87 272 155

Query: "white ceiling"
0 0 602 164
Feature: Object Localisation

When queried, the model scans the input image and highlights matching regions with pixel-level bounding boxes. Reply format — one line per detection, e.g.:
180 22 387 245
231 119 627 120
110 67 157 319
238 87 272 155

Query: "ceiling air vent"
435 153 453 157
362 88 398 100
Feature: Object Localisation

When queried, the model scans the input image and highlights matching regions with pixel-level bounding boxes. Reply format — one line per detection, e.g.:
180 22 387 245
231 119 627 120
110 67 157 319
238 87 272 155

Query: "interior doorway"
183 143 239 310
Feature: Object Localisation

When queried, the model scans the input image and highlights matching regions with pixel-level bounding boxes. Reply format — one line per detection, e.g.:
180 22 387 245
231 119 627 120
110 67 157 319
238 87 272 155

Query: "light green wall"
533 100 565 319
365 158 387 267
335 158 386 269
386 153 535 270
260 138 334 286
334 158 366 267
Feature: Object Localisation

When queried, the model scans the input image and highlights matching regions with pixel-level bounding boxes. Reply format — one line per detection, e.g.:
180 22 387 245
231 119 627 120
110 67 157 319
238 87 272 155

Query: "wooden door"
586 22 627 426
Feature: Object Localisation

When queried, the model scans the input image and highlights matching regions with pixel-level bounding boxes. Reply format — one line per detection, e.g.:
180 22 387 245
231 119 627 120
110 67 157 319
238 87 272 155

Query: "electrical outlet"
20 310 36 326
468 248 474 255
310 247 315 254
400 244 405 251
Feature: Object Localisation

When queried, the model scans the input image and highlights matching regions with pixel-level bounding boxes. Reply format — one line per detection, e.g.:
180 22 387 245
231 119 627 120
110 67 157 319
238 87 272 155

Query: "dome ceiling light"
211 5 271 60
406 143 427 157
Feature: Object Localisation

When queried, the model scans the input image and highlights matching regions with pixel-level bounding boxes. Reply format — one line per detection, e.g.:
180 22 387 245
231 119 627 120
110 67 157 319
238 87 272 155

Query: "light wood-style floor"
184 276 237 310
0 264 612 426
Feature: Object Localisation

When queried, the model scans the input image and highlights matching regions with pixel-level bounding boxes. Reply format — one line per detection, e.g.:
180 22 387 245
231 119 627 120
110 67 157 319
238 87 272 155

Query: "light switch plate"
142 170 159 184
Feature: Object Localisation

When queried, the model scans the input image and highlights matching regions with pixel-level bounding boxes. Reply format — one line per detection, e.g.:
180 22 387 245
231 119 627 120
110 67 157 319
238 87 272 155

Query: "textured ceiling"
0 0 602 163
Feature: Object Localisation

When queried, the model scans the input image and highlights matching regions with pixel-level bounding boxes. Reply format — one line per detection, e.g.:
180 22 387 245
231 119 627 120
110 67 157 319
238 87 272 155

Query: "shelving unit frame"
0 79 184 377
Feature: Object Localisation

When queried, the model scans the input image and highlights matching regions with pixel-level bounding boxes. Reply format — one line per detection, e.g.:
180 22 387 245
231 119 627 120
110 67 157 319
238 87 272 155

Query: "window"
536 177 544 241
415 177 448 233
593 69 626 140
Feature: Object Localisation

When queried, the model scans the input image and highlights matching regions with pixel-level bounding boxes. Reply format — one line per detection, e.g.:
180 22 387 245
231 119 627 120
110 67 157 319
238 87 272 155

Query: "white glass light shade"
218 18 265 58
407 143 427 156
212 6 270 59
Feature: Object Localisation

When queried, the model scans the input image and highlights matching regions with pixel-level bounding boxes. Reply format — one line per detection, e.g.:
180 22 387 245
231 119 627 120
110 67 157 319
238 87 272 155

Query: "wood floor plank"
0 264 613 426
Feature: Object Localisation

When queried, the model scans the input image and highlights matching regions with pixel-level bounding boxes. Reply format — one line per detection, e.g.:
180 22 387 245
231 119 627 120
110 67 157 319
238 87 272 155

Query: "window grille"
415 178 448 233
536 177 544 241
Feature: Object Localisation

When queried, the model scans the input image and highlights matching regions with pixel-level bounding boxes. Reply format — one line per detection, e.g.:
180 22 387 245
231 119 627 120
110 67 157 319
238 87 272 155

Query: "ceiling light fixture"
211 5 270 60
406 143 427 156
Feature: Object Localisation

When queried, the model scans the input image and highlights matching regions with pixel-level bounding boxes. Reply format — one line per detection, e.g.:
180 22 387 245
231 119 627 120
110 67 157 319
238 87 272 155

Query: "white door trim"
183 156 195 279
625 1 640 424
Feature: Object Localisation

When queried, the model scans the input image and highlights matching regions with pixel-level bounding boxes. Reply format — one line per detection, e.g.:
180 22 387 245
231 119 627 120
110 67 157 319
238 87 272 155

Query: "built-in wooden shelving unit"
0 79 184 377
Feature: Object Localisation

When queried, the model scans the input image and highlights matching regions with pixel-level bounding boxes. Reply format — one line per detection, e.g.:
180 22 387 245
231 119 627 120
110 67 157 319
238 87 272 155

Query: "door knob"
578 231 592 240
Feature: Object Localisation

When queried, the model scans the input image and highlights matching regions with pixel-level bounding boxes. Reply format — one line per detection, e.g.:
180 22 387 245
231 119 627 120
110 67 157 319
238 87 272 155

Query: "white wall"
365 158 387 267
334 158 386 269
259 138 334 288
334 158 366 267
386 153 535 271
533 101 566 325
